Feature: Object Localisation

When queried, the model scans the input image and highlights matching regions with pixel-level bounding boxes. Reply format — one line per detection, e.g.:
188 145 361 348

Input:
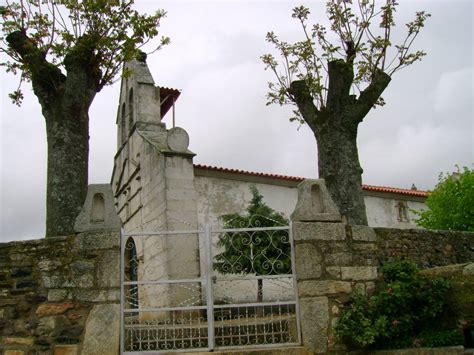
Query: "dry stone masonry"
0 185 121 355
291 179 474 354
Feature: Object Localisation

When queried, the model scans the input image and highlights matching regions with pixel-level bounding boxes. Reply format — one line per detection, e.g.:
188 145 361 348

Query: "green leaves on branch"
261 1 430 124
1 0 169 105
414 167 474 232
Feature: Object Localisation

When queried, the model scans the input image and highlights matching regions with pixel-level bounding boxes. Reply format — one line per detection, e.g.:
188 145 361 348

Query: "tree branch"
326 59 354 113
289 80 321 130
349 69 391 123
6 30 66 105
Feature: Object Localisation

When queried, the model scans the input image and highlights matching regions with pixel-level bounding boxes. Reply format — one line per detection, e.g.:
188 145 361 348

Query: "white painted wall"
194 173 426 229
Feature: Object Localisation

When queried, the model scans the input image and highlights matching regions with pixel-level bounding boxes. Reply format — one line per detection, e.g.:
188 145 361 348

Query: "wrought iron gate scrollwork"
120 222 301 354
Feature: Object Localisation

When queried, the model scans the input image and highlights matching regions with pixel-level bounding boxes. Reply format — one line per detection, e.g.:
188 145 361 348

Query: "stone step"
179 346 310 355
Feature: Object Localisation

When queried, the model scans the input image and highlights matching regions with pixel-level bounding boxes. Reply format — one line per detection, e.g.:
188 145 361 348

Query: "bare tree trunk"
316 126 367 225
6 30 99 237
44 105 90 237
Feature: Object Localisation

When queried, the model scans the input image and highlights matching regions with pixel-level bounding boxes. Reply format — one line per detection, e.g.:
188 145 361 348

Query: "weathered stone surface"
351 225 377 241
294 222 346 242
74 231 119 251
82 304 120 355
74 184 121 233
4 350 26 355
36 303 75 317
326 266 341 279
291 179 341 222
463 263 474 275
374 228 474 268
2 337 34 346
96 250 120 288
73 289 120 303
298 280 352 297
295 244 322 280
340 266 377 281
325 252 352 266
42 275 66 289
54 344 78 355
48 289 69 302
167 127 190 152
299 296 329 354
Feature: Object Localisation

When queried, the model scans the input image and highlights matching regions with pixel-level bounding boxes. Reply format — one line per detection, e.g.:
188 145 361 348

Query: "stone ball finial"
136 51 147 63
167 127 190 152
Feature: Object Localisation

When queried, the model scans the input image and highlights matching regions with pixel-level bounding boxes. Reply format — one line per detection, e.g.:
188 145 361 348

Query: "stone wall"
0 231 120 355
291 179 474 354
374 228 474 268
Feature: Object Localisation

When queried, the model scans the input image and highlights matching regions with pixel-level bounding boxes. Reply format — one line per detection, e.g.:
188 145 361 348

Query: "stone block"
2 337 34 346
75 231 120 251
76 274 94 288
47 289 69 302
295 244 322 280
4 351 25 355
97 250 120 288
298 280 352 297
54 345 78 355
340 266 378 281
293 222 346 242
291 179 341 222
350 225 377 242
463 263 474 275
326 266 341 279
74 184 121 233
299 296 329 353
36 303 75 317
73 289 120 303
325 252 352 266
82 304 120 355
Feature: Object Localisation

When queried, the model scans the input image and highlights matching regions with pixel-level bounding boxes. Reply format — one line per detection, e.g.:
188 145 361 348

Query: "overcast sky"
0 0 472 242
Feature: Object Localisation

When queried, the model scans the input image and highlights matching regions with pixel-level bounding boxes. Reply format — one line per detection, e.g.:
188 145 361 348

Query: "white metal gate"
120 223 301 353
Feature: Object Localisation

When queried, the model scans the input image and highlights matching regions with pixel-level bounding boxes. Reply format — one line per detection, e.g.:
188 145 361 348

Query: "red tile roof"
160 87 180 119
193 164 429 198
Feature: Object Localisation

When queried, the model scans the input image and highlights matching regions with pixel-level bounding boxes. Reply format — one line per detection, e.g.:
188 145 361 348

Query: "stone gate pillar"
291 179 379 354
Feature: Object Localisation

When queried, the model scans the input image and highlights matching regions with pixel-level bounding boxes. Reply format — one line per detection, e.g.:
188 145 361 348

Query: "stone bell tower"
111 54 201 312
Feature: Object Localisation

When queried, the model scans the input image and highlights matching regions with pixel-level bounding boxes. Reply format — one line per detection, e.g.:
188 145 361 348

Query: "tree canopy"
261 1 429 225
1 0 168 237
1 0 169 105
415 167 474 232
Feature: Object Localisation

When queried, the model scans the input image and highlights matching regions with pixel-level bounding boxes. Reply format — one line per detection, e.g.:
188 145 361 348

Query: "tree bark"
290 60 391 225
44 104 90 237
6 31 99 237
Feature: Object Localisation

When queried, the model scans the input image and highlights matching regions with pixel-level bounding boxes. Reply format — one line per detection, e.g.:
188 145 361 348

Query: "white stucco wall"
194 171 426 229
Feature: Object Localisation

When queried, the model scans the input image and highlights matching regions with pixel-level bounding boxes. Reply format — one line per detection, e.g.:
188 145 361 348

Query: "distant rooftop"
194 164 429 198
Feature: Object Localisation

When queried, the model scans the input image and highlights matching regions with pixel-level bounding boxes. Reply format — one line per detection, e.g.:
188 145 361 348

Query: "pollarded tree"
262 1 430 225
214 186 290 302
415 167 474 232
1 0 169 237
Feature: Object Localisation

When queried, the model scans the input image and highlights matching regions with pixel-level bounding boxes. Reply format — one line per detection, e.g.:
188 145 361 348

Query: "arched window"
124 237 139 310
121 103 127 143
128 88 134 132
90 193 105 223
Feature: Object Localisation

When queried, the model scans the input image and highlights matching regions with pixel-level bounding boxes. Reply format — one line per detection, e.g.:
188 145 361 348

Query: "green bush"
335 260 457 350
414 167 474 231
